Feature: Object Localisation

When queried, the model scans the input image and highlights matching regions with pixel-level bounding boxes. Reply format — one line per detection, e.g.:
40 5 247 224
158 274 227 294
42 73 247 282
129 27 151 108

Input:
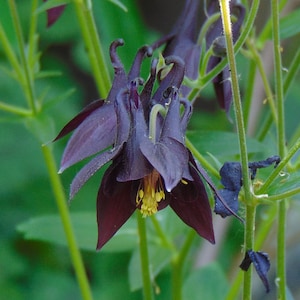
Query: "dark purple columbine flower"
214 156 280 218
54 39 152 172
44 0 66 27
92 82 214 249
152 0 245 115
56 43 215 249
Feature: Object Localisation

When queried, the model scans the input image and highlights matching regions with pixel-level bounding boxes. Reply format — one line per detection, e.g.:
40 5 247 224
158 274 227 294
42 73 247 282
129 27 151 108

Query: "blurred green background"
1 1 300 299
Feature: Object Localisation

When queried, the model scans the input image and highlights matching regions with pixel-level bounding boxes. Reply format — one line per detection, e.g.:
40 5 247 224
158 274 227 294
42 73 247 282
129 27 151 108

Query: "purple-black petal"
169 163 215 244
116 82 152 182
106 39 127 101
69 144 124 199
54 99 105 141
162 0 201 91
160 88 189 144
97 163 137 250
214 189 239 218
128 45 153 82
140 136 189 192
153 56 185 104
59 102 116 172
240 250 271 293
45 2 66 27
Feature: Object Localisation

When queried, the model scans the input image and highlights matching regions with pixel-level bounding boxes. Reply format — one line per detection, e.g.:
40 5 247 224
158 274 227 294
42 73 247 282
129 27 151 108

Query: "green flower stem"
243 59 256 128
41 145 93 300
242 205 256 300
171 229 196 300
218 1 254 299
9 0 37 113
258 138 300 194
150 216 176 252
257 48 300 141
271 0 287 297
136 212 154 300
197 12 221 44
72 0 111 97
185 137 219 178
0 101 32 116
266 188 300 202
28 0 38 62
257 0 288 48
226 205 278 300
246 40 277 124
189 0 260 102
0 22 23 80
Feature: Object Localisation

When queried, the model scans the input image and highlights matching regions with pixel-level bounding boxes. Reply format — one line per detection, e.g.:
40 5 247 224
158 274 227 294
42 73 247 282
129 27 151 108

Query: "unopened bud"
212 36 227 57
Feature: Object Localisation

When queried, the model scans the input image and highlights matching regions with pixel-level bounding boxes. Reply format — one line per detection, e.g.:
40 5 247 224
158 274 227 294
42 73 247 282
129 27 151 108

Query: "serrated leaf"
17 212 137 253
183 263 229 300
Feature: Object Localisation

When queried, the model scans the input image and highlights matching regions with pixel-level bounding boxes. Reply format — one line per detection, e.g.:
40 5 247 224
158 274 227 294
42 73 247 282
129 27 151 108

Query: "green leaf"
187 131 265 158
128 244 173 291
36 0 70 14
280 8 300 40
183 263 229 300
17 212 138 253
107 0 128 12
268 170 300 197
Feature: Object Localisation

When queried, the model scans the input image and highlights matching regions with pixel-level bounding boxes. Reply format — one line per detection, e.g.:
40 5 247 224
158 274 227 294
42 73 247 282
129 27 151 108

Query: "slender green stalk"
246 40 277 124
171 230 196 300
72 0 111 97
257 138 300 194
42 145 93 300
189 0 260 101
28 0 38 63
9 0 37 113
242 205 256 300
266 188 300 202
186 137 219 178
218 1 254 299
226 205 277 300
150 216 176 252
243 59 256 129
0 101 32 116
0 22 23 79
136 212 154 300
283 48 300 96
271 0 287 298
257 48 300 141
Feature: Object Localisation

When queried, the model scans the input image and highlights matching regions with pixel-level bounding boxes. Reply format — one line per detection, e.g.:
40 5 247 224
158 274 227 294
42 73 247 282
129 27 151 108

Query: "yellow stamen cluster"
136 170 165 217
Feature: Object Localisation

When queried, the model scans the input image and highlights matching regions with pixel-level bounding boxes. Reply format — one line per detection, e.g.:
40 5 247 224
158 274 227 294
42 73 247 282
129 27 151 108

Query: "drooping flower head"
55 40 216 249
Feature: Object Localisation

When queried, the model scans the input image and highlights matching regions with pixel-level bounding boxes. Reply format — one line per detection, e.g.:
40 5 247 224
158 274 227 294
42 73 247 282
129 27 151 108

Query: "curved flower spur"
54 39 222 249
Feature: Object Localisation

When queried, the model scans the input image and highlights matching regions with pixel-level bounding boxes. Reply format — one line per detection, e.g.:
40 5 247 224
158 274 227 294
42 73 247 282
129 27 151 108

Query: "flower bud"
212 36 227 57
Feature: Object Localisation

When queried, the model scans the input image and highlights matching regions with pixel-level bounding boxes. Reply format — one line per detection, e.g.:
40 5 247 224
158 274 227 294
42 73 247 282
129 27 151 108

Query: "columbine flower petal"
240 250 271 293
97 163 137 250
169 161 215 244
45 1 66 27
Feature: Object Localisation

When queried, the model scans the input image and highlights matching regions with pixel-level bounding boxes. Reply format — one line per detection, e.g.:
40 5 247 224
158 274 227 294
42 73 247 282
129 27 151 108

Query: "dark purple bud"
44 1 66 27
240 250 271 293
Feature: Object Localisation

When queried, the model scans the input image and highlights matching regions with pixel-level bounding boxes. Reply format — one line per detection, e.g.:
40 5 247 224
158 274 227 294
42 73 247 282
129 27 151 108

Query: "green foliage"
1 0 300 299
